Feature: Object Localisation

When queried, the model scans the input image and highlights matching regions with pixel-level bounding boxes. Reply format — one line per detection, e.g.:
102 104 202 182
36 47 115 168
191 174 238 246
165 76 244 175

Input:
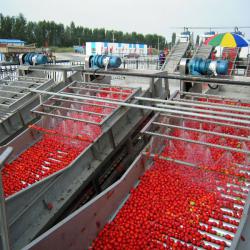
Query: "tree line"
0 13 169 49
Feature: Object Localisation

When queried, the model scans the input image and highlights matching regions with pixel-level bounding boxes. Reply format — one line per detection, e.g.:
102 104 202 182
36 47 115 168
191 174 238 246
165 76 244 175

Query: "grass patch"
51 47 74 53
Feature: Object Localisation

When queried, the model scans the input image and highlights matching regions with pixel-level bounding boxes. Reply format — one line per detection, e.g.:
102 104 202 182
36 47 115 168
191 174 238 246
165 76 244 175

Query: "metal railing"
0 61 85 83
0 65 18 80
121 56 161 70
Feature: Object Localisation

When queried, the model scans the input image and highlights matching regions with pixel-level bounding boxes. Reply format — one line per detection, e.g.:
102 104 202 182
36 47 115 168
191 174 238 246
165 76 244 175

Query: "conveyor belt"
193 44 213 59
161 42 189 72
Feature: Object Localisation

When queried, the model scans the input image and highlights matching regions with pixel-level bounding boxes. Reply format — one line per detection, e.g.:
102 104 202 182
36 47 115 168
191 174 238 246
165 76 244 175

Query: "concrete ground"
55 52 85 62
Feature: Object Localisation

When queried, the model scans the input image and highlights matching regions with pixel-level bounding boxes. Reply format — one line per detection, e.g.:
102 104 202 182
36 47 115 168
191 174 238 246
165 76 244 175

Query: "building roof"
0 39 25 44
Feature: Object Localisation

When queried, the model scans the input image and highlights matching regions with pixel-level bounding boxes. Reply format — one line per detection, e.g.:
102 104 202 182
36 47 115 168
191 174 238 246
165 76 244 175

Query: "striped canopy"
204 33 249 47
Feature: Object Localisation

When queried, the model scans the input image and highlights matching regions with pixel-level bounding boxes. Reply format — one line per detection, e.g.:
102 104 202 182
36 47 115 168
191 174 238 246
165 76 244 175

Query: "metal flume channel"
0 76 54 145
0 81 150 250
90 92 250 250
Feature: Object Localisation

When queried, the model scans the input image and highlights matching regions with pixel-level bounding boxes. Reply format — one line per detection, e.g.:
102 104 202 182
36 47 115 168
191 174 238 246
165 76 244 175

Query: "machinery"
19 53 48 66
0 76 54 145
22 89 250 250
180 57 229 76
0 72 167 249
89 55 122 70
0 42 250 250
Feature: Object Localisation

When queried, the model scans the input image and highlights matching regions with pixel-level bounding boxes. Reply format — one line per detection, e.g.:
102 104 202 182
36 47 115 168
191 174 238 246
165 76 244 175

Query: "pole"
0 147 13 250
19 65 250 86
157 37 159 53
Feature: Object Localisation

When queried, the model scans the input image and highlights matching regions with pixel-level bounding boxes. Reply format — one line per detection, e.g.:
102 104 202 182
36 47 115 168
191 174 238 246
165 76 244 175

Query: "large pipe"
20 65 250 86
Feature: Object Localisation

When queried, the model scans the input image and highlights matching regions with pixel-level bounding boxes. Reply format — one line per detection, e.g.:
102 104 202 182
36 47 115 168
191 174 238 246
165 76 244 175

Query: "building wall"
0 39 25 46
86 42 147 56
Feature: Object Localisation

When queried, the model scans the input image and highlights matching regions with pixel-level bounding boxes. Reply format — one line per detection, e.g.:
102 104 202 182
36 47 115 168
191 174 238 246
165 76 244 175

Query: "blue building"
0 39 25 46
0 39 25 61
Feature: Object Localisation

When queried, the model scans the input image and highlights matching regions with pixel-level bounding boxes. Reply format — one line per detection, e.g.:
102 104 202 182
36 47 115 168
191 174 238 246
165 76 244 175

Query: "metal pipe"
159 113 250 131
0 89 25 95
152 122 250 142
142 152 250 183
32 110 101 125
61 91 127 103
0 96 15 102
77 81 134 90
42 104 106 117
156 104 250 120
31 90 250 125
172 98 250 111
143 131 250 154
0 84 38 90
142 152 195 167
135 96 250 114
68 86 132 95
181 91 250 102
51 97 116 109
20 65 250 86
0 80 42 85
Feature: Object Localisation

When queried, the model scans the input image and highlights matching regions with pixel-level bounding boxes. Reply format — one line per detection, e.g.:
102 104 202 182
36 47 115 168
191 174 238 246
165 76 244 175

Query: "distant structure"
85 42 148 56
0 39 25 46
200 31 216 44
0 39 25 61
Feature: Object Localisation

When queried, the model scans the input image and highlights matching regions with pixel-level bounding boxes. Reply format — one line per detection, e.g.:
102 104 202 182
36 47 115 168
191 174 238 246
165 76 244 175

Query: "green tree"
195 35 200 45
171 32 176 46
0 12 169 48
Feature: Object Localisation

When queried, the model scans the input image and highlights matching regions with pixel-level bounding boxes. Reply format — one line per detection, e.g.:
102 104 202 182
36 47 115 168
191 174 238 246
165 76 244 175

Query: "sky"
1 0 250 41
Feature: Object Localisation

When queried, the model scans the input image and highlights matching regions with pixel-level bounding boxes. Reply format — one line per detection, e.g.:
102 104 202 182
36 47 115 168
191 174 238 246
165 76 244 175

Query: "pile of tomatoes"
91 98 250 250
1 87 132 197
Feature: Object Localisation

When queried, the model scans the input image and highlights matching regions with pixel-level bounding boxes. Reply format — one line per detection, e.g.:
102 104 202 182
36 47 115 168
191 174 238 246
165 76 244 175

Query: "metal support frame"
32 89 250 125
41 104 106 117
135 96 250 114
32 110 101 125
0 147 13 250
68 86 133 95
156 103 250 120
159 113 250 131
152 121 250 143
180 91 250 102
51 97 117 109
22 65 250 86
172 97 250 111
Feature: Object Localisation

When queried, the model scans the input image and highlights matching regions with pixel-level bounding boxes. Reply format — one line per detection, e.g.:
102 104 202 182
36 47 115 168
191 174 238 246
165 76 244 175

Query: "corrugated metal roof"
0 39 25 44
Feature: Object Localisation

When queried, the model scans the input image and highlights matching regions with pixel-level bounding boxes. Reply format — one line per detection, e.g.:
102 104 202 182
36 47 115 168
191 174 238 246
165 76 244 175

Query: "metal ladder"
161 41 189 72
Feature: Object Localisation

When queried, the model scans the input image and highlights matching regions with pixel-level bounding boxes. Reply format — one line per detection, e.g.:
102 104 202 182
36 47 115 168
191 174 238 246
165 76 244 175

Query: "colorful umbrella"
204 33 249 47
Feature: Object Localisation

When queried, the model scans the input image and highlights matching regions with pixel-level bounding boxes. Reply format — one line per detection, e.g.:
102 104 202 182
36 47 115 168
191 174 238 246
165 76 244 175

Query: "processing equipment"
19 53 49 66
89 55 122 69
21 88 250 250
0 76 54 145
0 73 167 249
180 57 229 76
0 41 250 250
